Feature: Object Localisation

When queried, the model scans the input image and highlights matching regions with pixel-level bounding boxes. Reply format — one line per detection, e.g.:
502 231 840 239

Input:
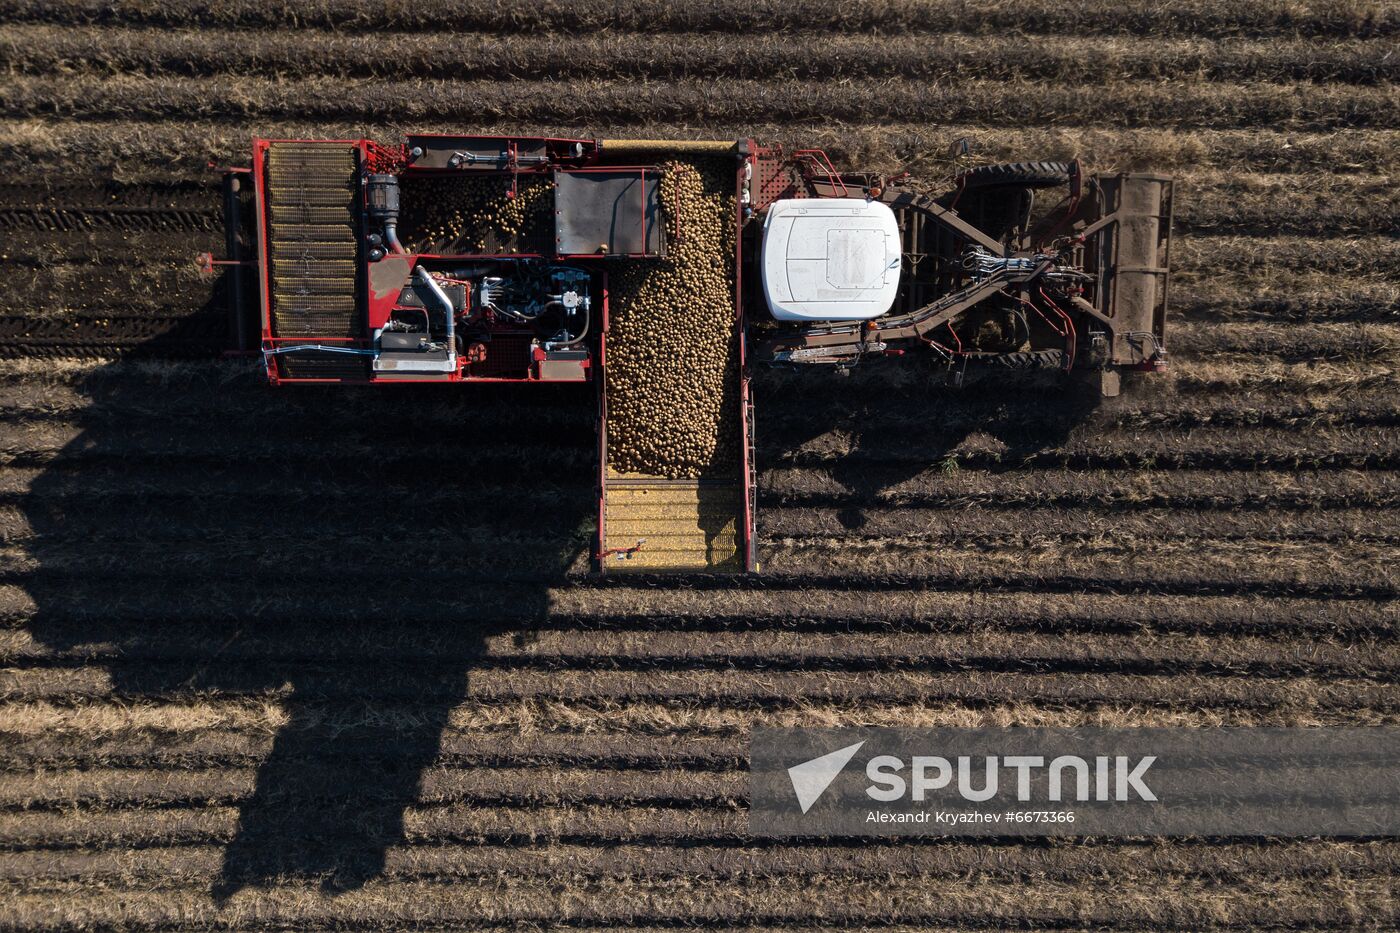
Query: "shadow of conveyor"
754 362 1106 531
16 273 595 898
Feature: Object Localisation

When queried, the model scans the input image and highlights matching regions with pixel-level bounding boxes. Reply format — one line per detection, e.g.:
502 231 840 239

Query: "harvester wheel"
954 161 1071 190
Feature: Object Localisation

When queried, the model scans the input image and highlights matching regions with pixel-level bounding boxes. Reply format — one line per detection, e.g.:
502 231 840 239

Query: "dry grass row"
4 664 1395 709
778 383 1400 434
0 381 589 427
4 694 1395 751
0 423 589 469
7 120 1400 178
1175 235 1400 276
0 759 1392 812
5 627 1394 675
1170 321 1400 360
2 841 1397 885
3 76 1394 130
0 875 1389 928
5 27 1397 83
767 423 1400 470
0 765 746 810
0 802 721 850
1168 359 1399 392
2 0 1391 37
1178 172 1400 234
4 708 1392 772
759 536 1398 592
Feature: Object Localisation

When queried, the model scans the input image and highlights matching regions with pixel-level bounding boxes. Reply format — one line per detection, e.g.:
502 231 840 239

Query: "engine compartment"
259 135 666 383
371 260 594 381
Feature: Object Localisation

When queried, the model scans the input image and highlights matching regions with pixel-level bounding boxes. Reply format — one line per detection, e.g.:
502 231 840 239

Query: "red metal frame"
251 139 273 382
750 145 804 212
735 143 757 572
595 282 610 566
793 149 848 198
255 136 615 386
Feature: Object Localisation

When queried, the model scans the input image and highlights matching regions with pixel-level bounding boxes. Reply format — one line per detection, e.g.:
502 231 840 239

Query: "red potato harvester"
214 135 1172 573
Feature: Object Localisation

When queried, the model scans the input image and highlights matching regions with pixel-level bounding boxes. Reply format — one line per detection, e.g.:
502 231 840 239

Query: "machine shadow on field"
755 363 1105 531
16 273 595 898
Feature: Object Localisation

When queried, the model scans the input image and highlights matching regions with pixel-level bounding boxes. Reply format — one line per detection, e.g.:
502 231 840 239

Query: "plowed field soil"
0 1 1396 928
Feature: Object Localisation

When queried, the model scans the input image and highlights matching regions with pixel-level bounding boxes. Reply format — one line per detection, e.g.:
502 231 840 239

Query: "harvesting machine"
219 135 1172 573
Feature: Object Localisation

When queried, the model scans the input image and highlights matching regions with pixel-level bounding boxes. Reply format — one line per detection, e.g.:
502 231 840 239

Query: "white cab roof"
760 198 901 322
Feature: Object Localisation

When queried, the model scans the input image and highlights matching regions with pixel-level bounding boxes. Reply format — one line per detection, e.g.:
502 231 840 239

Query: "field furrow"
4 77 1395 130
4 581 1393 636
4 502 1397 548
0 535 1394 595
1 1 1397 926
1 463 1396 511
5 28 1398 84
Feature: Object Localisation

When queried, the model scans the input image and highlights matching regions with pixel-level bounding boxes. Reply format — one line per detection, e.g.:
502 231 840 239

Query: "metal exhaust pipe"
384 220 405 254
413 266 456 360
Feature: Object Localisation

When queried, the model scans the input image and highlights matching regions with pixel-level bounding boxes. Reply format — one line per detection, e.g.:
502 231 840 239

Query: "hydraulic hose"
546 302 590 350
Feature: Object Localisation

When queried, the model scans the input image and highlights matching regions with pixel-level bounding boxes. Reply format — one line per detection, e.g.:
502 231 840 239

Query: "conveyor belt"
264 144 361 341
602 475 744 572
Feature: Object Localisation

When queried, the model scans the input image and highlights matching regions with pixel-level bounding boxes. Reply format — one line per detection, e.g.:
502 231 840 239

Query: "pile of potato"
400 175 551 253
606 161 739 478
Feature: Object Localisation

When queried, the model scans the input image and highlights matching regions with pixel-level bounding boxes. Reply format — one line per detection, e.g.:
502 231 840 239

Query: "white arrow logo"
787 741 865 813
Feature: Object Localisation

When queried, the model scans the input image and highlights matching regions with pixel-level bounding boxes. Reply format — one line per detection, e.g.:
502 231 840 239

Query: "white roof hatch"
760 198 902 322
